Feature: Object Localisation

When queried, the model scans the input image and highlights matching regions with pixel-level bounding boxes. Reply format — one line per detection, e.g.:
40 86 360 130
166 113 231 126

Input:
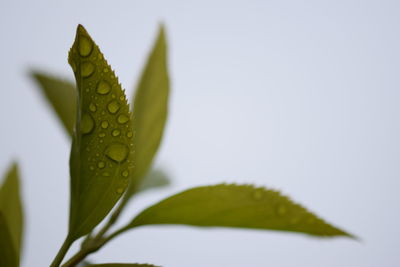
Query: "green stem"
61 224 131 267
49 236 73 267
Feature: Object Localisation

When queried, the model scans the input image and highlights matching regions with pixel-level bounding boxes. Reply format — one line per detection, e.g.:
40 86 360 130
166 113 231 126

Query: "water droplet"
101 121 109 129
107 100 120 114
127 131 133 138
80 62 95 78
253 190 263 200
276 205 287 216
102 172 110 177
96 80 111 95
99 132 106 138
117 114 129 124
105 143 129 163
81 113 95 134
116 187 124 194
89 103 97 112
122 170 129 177
119 96 125 101
103 68 109 73
79 36 93 57
97 161 105 169
111 94 116 99
89 165 95 171
112 129 120 137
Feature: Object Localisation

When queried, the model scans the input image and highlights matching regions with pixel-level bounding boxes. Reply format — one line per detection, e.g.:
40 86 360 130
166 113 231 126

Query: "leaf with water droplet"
123 24 170 201
30 71 77 137
86 263 160 267
126 184 354 238
68 24 134 240
0 162 23 266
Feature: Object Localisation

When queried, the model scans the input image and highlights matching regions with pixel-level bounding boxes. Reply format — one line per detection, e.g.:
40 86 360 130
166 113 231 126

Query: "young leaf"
127 184 353 238
31 72 77 137
67 25 134 240
125 25 170 198
0 213 18 267
86 264 159 267
137 168 171 194
0 163 24 261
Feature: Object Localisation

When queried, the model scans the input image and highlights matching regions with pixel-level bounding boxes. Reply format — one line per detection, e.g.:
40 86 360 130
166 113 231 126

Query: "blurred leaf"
127 184 354 238
0 212 18 267
31 72 76 137
67 24 134 240
86 264 159 267
0 162 23 262
137 168 171 194
126 25 170 198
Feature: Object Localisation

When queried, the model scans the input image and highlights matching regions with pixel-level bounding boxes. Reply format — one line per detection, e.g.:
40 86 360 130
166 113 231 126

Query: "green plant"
0 24 355 267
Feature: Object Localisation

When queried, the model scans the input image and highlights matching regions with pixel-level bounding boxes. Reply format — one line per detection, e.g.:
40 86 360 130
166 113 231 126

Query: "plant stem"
61 195 133 266
49 236 73 267
61 224 131 267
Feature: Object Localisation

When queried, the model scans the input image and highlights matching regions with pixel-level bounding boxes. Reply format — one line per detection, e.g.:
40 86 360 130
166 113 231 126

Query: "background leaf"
67 25 134 239
128 184 353 238
137 168 171 194
0 213 18 267
125 25 170 198
0 162 23 263
31 72 76 137
86 264 159 267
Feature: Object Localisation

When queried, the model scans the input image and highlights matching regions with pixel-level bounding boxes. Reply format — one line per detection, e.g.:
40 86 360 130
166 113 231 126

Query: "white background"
1 1 399 266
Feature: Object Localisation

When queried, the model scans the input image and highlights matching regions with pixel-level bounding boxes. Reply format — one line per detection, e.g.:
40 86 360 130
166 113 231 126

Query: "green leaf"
0 162 23 262
86 264 159 267
128 184 353 238
30 71 77 137
67 25 134 240
137 168 171 194
0 212 18 267
126 25 170 198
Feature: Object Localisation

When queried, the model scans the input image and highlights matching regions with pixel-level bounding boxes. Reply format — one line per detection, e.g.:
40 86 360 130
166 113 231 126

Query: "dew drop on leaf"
80 62 95 78
97 161 105 169
117 114 129 124
89 103 97 112
116 187 124 194
105 143 129 163
98 132 106 138
96 80 111 95
107 100 120 114
101 121 109 129
81 113 95 134
122 170 129 177
78 36 93 57
127 131 133 138
112 129 120 137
